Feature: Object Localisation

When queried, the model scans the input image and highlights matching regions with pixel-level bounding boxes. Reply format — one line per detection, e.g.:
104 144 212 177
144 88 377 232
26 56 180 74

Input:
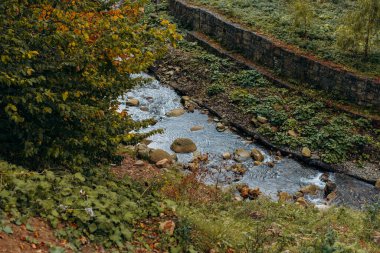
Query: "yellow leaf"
62 91 69 101
26 68 33 76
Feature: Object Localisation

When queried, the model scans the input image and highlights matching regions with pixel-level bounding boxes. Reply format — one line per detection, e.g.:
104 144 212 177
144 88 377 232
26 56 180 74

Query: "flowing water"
119 73 379 209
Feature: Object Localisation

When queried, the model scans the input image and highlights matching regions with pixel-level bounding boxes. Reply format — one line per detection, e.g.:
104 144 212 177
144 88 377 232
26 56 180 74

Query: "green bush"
0 0 178 170
207 83 225 96
231 70 269 87
0 161 164 248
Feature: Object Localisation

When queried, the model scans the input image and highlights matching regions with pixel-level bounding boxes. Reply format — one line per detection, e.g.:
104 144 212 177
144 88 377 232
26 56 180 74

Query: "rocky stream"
119 73 379 209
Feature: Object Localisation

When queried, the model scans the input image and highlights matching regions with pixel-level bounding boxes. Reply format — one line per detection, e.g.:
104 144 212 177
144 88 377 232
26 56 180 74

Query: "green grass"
157 168 380 252
189 0 380 77
176 199 380 252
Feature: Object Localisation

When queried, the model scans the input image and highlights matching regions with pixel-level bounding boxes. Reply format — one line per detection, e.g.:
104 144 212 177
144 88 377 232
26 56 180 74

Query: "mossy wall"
169 0 380 107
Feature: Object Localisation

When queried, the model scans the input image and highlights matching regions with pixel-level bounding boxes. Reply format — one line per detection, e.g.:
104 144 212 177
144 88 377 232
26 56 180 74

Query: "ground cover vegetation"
161 40 380 165
190 0 380 77
153 163 380 252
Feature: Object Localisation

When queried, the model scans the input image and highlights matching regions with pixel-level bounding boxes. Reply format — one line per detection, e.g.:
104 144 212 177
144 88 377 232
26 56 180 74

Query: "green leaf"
26 223 34 232
3 226 13 234
89 223 97 233
74 173 85 182
49 246 66 253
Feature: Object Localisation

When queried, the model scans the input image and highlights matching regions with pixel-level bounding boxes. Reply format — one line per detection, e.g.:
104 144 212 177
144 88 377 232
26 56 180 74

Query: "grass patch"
156 167 380 252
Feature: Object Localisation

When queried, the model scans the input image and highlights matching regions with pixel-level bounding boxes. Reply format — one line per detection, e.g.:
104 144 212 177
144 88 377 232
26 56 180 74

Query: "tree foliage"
0 0 180 170
289 0 314 37
336 0 380 57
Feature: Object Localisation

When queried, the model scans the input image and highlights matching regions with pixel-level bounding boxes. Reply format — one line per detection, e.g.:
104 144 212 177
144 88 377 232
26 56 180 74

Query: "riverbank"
152 40 380 184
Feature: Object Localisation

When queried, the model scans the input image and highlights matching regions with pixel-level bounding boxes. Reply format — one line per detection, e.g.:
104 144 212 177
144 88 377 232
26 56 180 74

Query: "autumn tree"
0 0 180 170
336 0 380 57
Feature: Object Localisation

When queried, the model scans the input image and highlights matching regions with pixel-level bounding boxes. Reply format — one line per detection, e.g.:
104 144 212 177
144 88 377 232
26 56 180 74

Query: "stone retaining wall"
168 0 380 107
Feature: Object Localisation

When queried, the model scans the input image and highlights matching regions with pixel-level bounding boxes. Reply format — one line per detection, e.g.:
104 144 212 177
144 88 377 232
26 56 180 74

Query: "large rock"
166 108 185 117
300 184 318 195
324 180 337 197
181 96 190 103
126 98 139 106
222 152 231 160
156 158 170 168
319 173 329 182
301 147 311 158
277 192 292 202
135 143 151 160
296 197 308 207
251 148 265 162
234 148 251 162
375 179 380 190
216 123 226 132
190 125 204 131
170 138 197 153
149 149 173 164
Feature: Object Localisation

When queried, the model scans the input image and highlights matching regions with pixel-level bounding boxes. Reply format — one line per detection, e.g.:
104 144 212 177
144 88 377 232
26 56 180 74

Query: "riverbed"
119 73 379 208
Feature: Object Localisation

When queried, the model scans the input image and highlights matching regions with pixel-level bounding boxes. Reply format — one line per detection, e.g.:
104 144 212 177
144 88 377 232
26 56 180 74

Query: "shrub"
0 160 164 249
207 83 225 96
0 0 179 170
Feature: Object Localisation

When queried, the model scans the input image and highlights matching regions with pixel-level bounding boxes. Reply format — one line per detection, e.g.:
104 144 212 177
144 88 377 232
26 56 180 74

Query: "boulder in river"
319 173 329 182
190 125 204 131
149 149 173 164
234 148 251 162
251 148 264 162
222 152 231 160
301 147 312 158
326 191 337 202
181 96 190 103
170 138 197 153
126 98 139 106
277 192 292 202
184 101 196 112
324 180 337 197
166 108 185 117
237 185 261 200
296 197 308 207
299 184 319 195
216 122 226 132
230 163 247 175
